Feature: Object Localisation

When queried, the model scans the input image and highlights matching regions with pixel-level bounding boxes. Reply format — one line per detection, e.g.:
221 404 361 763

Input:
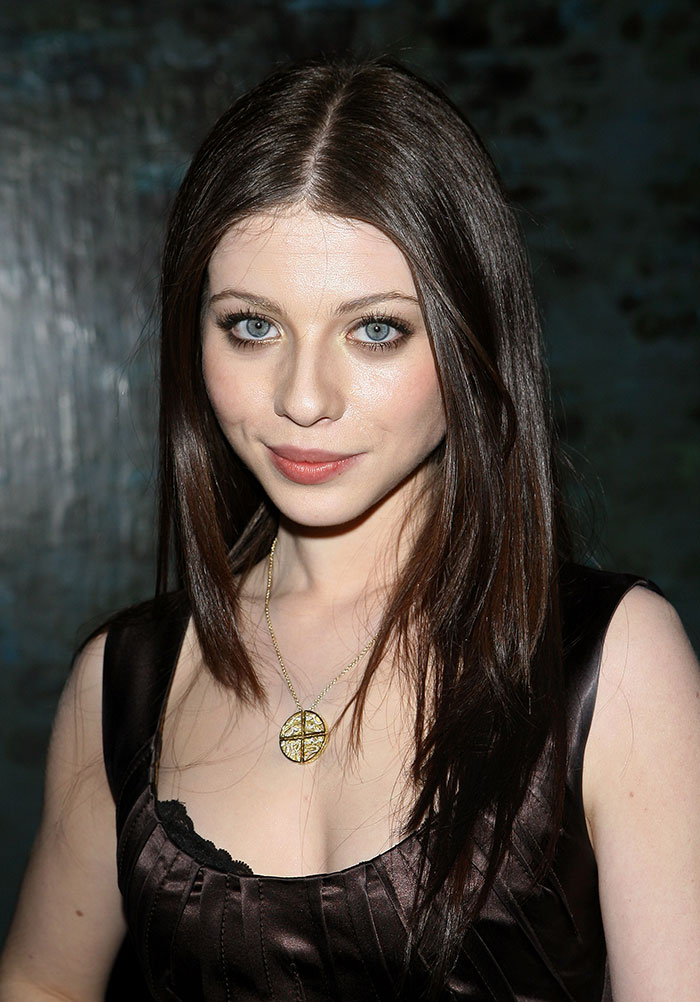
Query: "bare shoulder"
73 629 108 685
53 631 108 758
0 628 126 999
585 583 700 815
598 584 697 701
583 584 700 999
586 585 699 791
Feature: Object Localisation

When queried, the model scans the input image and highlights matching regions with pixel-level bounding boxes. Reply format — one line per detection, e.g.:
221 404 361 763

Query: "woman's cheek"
202 346 258 428
393 364 446 438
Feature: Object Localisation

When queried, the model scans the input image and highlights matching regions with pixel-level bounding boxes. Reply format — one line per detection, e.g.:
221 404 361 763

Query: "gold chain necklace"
264 536 376 764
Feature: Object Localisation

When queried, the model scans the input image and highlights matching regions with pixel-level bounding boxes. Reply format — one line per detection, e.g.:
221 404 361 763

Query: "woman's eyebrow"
208 288 280 311
332 292 420 315
208 288 420 315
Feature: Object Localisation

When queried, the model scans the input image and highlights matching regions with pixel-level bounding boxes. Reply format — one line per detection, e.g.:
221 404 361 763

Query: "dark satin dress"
103 567 656 1001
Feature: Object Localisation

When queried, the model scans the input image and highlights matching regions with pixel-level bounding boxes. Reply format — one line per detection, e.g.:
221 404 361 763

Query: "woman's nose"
273 339 345 426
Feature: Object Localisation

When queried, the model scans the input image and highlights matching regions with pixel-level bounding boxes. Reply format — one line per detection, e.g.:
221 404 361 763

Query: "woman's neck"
271 477 426 606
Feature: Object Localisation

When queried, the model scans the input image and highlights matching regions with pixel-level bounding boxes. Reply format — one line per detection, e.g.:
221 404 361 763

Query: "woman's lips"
267 446 360 485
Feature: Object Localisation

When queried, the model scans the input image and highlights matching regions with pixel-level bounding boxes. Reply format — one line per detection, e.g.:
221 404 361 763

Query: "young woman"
1 60 698 1002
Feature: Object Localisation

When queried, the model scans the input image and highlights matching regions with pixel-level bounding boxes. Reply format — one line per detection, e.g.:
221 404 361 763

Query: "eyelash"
214 308 414 353
215 308 277 351
354 313 414 351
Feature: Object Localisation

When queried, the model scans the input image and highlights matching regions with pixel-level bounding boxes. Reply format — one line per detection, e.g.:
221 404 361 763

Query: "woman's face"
201 205 446 530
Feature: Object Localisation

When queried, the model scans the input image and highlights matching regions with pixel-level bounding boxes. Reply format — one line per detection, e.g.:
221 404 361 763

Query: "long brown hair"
157 59 569 991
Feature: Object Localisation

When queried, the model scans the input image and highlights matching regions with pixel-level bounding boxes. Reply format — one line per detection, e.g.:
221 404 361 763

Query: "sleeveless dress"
102 566 656 1001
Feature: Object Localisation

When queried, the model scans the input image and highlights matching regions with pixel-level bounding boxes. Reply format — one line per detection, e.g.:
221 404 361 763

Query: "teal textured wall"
1 0 698 935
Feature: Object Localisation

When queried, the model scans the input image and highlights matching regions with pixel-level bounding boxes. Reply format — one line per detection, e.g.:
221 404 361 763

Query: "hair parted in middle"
157 58 569 987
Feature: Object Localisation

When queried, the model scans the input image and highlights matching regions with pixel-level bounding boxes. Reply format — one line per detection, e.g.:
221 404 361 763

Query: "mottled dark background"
1 0 698 936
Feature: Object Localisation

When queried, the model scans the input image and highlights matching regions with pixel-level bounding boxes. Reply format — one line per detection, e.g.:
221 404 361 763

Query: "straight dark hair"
157 59 569 993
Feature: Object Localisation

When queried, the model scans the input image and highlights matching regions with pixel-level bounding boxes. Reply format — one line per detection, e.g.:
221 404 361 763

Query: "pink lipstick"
267 446 360 485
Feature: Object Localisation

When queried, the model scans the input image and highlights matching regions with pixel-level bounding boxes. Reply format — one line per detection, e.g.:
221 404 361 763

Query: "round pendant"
279 709 328 764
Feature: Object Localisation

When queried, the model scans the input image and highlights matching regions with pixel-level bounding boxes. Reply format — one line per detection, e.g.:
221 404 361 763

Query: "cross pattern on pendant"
279 709 327 763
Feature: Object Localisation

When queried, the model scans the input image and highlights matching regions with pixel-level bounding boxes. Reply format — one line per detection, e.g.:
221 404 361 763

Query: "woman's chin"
273 498 383 535
268 471 433 538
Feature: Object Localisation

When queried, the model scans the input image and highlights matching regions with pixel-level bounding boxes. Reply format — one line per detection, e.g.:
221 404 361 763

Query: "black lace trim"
157 799 254 876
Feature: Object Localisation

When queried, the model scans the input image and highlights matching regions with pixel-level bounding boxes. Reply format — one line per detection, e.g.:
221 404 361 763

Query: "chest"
156 659 415 876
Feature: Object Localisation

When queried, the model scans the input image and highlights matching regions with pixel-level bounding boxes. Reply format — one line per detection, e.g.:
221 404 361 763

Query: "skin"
584 586 700 998
1 205 699 1000
202 205 446 545
151 206 447 876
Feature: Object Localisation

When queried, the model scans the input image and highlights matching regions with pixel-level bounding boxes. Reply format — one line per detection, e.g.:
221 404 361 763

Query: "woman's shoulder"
557 563 695 695
581 567 699 832
87 591 191 801
581 579 700 995
97 589 189 689
70 591 190 718
556 563 661 696
592 581 698 750
558 563 661 635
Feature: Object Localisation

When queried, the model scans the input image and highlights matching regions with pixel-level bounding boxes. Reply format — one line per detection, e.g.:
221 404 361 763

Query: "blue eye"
244 317 272 338
351 315 412 350
214 310 280 347
364 322 391 341
354 321 400 344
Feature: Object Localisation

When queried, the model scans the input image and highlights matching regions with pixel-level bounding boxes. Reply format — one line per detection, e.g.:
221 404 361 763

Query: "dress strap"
102 593 190 807
559 565 662 803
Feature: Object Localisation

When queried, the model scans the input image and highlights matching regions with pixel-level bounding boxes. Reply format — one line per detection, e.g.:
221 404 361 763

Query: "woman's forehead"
207 205 418 302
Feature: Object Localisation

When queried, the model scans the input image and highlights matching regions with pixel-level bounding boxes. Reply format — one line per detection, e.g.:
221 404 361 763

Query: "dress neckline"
146 604 425 883
150 788 425 882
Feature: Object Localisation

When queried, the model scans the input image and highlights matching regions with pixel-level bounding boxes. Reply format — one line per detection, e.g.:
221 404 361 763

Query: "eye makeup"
214 308 280 349
213 306 417 353
350 313 415 352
